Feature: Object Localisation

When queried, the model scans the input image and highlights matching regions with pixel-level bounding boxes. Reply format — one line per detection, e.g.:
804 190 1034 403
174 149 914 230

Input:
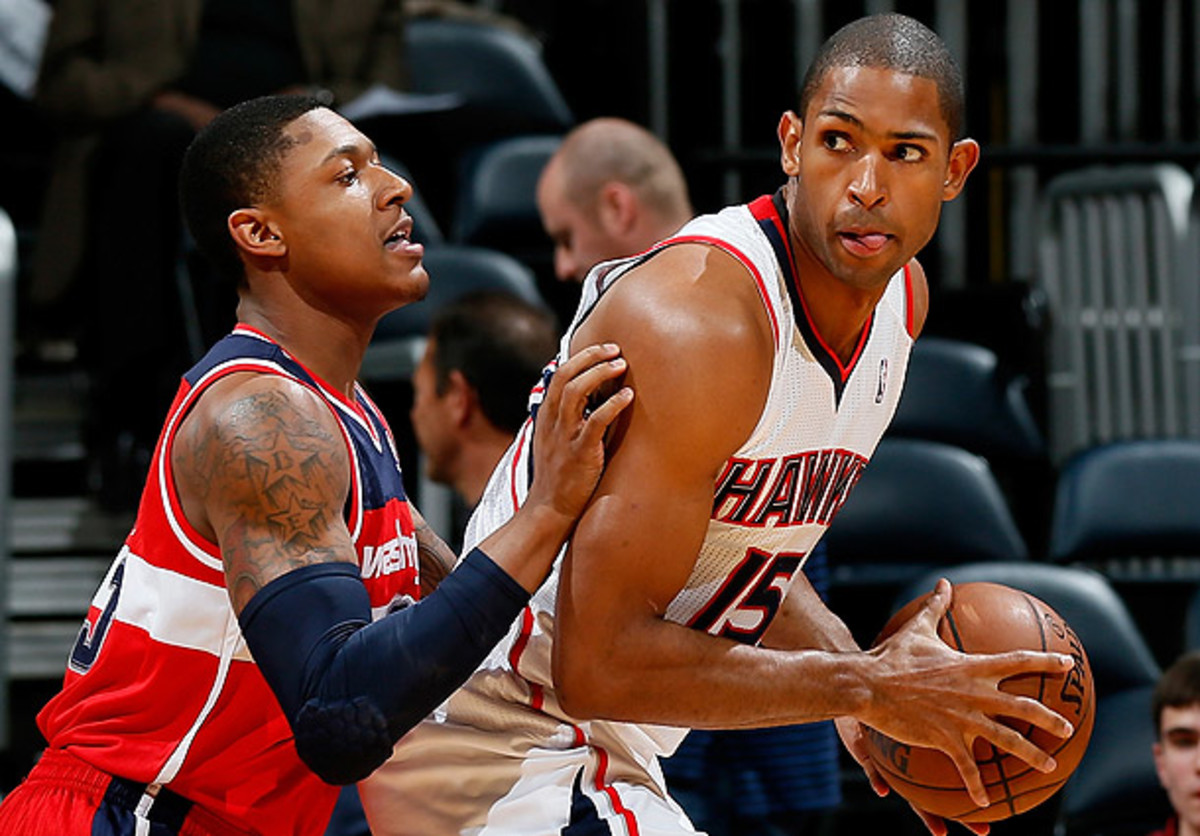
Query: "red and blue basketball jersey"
37 325 419 836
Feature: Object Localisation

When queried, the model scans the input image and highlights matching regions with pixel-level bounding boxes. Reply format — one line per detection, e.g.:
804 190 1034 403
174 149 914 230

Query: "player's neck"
236 297 368 398
789 245 884 366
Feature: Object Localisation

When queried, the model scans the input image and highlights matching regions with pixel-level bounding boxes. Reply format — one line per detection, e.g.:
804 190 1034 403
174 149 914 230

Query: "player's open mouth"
384 219 422 255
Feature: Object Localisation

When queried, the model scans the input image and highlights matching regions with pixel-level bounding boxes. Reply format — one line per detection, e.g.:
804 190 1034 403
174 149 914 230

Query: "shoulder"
572 242 774 473
183 370 343 446
588 242 773 349
906 258 930 338
171 371 352 540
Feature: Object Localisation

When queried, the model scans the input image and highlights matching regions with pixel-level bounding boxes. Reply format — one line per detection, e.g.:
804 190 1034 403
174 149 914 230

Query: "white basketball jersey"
453 190 915 765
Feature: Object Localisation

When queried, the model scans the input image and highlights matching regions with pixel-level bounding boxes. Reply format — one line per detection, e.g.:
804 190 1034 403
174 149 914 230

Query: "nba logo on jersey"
876 358 889 404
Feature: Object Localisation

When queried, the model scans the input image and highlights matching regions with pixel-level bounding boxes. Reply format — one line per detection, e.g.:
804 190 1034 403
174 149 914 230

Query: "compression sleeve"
238 547 528 784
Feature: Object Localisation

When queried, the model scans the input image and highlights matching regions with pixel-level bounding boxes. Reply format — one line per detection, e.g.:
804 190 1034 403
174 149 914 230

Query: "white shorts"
359 715 702 836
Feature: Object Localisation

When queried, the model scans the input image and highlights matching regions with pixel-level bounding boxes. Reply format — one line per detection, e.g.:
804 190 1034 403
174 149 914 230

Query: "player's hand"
856 579 1075 810
524 343 632 529
836 716 990 836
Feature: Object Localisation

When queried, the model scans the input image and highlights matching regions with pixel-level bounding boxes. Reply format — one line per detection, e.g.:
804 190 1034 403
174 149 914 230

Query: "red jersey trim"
903 262 916 338
653 233 782 348
234 324 381 450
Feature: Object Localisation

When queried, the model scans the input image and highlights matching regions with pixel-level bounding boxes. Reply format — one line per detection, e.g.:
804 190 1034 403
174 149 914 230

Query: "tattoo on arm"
184 386 353 611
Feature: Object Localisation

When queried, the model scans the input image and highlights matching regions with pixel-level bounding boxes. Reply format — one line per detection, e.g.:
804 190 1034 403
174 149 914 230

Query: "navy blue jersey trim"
759 190 878 407
761 191 848 404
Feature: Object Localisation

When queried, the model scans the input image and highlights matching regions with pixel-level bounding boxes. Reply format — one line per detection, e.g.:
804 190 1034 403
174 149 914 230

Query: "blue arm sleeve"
237 548 528 785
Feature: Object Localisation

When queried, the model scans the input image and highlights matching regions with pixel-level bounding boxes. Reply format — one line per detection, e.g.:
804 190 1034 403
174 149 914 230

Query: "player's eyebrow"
321 141 377 165
817 108 939 142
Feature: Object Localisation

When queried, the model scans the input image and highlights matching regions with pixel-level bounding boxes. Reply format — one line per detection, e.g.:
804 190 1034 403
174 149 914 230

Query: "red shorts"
0 748 255 836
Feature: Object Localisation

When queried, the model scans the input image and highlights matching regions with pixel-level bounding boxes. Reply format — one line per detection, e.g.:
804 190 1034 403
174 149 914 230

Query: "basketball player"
0 95 632 836
360 14 1076 836
538 116 843 834
1151 651 1200 836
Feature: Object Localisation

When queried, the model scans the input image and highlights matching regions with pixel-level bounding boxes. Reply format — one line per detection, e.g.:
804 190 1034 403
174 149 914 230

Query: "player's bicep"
557 270 770 645
176 376 357 612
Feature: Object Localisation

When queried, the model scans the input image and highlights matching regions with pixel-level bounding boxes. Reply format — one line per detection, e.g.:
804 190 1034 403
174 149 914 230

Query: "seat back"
363 245 544 382
889 336 1045 461
824 439 1029 584
1036 163 1194 463
405 18 573 135
453 135 562 250
1049 438 1200 563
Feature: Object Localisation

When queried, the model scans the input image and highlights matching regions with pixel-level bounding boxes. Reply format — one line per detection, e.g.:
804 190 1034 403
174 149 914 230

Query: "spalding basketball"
864 582 1094 823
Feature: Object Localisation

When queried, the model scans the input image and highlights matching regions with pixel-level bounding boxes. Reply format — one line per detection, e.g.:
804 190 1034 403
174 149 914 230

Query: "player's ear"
778 111 803 177
228 208 286 259
942 138 980 201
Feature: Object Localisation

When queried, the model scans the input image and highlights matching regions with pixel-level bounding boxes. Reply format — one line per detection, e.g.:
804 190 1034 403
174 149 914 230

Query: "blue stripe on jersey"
184 332 409 512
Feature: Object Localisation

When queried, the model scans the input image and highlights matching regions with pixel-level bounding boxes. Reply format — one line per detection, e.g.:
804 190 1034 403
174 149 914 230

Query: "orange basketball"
863 582 1095 823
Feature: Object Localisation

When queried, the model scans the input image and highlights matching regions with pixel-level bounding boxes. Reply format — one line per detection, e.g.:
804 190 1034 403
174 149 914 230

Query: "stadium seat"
823 438 1028 644
825 438 1029 581
362 244 546 383
892 563 1168 836
452 135 562 255
1036 163 1195 464
1048 438 1200 567
889 336 1045 461
405 17 573 137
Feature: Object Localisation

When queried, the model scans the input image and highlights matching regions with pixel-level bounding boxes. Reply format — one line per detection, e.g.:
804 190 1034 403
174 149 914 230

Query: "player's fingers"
557 348 627 420
985 685 1075 741
543 343 622 415
990 648 1076 676
976 720 1058 774
836 719 890 797
909 578 953 631
947 742 989 809
965 821 991 836
581 386 633 439
912 805 949 836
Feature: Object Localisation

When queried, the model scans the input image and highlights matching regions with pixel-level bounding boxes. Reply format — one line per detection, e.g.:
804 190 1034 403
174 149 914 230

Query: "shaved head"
800 13 966 140
550 118 692 224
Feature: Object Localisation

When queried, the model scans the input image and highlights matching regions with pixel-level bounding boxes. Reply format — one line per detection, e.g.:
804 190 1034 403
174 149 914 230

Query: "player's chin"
394 262 430 300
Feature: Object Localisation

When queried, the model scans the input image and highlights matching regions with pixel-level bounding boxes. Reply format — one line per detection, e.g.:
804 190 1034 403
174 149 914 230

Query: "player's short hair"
179 94 325 286
799 13 966 141
1153 650 1200 737
429 291 558 435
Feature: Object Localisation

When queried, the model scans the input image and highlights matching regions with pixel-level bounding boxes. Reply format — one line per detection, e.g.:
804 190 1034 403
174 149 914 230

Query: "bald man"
536 117 693 283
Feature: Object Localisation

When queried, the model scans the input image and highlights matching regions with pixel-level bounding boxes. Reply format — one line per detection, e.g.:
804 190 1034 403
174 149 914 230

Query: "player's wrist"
480 501 574 593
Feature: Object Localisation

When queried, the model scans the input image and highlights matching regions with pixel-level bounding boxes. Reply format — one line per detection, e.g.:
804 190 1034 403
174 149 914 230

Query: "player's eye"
821 132 852 152
891 144 928 163
337 167 360 186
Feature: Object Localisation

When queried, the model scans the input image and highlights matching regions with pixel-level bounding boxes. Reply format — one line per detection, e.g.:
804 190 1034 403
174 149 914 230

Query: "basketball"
863 582 1095 823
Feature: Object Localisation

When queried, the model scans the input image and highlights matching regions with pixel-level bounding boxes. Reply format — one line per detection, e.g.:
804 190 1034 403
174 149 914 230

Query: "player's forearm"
478 501 576 593
760 574 860 653
556 617 873 729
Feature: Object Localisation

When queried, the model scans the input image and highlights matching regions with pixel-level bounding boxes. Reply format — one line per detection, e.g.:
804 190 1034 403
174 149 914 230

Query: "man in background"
537 117 693 284
537 115 841 836
410 289 558 514
1151 650 1200 836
